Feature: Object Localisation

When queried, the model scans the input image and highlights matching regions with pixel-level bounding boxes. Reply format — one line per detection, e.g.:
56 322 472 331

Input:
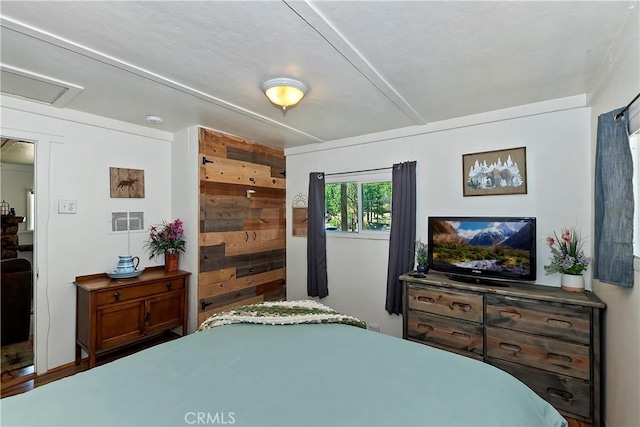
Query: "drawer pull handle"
201 301 213 311
166 282 173 291
451 302 472 312
547 387 574 402
546 353 573 363
114 292 120 302
245 232 249 242
499 342 521 353
253 231 257 240
417 296 435 304
417 323 434 333
547 318 573 328
452 332 471 340
499 310 521 320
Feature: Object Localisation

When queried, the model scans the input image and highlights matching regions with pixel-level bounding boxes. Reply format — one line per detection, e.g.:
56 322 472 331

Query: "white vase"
561 273 585 293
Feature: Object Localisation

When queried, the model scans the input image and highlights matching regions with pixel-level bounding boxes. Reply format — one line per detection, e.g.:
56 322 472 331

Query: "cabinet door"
146 291 184 335
96 300 145 350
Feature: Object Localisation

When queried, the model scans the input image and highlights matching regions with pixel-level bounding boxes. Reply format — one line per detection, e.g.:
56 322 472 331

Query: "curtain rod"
325 166 393 176
614 92 640 120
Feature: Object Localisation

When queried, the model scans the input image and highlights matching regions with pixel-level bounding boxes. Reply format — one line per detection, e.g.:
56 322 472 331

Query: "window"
325 173 392 236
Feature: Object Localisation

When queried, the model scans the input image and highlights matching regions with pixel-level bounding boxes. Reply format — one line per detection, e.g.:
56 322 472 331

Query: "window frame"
325 170 392 241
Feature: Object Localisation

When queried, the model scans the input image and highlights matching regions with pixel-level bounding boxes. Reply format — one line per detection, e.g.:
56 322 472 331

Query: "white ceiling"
0 1 637 149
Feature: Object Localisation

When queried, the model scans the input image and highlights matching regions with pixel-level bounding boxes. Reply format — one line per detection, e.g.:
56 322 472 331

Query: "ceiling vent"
0 63 83 107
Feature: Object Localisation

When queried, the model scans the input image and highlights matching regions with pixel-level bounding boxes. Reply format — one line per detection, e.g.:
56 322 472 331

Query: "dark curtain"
594 108 634 287
385 161 417 314
307 172 328 298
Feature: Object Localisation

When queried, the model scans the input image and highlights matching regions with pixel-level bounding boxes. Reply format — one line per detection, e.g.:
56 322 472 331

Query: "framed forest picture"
462 146 527 197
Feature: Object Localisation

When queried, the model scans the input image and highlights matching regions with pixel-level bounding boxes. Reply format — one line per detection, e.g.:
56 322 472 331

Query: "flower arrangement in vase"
415 240 429 274
544 227 590 292
144 219 186 272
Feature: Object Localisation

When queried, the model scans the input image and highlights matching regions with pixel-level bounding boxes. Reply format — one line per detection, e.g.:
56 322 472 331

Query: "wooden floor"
1 332 179 399
0 342 592 427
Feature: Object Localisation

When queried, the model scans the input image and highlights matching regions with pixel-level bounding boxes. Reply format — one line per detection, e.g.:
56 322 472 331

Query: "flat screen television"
427 216 536 284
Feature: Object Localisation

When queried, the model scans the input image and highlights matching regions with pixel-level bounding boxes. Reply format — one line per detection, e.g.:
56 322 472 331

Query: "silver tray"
106 267 145 279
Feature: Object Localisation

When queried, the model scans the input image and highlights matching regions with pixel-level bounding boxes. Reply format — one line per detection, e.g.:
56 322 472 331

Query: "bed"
1 301 567 426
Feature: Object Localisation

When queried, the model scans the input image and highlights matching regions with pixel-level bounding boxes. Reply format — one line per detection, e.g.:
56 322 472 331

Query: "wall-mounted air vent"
0 63 83 107
109 211 145 234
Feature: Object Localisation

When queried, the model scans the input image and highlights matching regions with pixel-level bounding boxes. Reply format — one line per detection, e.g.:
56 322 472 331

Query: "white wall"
0 162 34 229
286 98 592 337
172 126 200 333
587 10 640 427
1 95 174 372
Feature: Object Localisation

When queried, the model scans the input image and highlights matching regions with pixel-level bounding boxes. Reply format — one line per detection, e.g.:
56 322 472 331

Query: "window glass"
361 182 392 231
324 174 392 235
325 182 358 232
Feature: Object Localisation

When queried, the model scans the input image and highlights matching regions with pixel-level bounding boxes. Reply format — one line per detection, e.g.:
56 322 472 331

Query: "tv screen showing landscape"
428 217 536 281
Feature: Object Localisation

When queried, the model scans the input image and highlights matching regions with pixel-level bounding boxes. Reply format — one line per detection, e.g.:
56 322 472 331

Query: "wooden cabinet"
401 272 605 425
197 129 286 324
75 267 190 368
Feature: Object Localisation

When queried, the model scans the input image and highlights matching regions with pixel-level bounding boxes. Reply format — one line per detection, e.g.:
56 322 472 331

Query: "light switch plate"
58 199 77 214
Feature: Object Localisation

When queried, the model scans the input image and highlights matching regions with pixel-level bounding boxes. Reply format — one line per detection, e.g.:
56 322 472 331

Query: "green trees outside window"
325 181 391 233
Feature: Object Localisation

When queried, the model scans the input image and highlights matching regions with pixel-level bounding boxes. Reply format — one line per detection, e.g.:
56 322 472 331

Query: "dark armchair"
1 258 33 346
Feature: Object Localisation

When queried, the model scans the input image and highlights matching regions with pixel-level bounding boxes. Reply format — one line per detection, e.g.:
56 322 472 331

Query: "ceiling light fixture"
145 115 163 124
262 78 307 115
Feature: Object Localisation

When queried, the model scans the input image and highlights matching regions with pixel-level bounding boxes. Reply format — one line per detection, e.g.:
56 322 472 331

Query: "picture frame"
462 146 527 196
110 167 145 198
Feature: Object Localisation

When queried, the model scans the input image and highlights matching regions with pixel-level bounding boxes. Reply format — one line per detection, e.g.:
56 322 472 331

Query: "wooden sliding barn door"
198 128 286 324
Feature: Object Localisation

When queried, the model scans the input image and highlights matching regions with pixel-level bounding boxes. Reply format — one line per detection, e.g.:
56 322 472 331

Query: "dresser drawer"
407 309 483 356
486 295 591 344
407 284 483 323
95 278 185 306
486 326 590 380
489 359 591 419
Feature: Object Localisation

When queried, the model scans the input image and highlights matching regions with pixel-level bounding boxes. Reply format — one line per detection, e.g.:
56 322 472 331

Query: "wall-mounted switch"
58 199 77 214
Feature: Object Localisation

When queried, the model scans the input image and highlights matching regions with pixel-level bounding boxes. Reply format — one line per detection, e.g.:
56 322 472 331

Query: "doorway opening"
1 138 35 381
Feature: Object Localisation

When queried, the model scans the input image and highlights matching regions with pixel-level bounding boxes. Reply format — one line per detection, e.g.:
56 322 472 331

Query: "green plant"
544 227 591 275
415 240 428 265
144 218 186 259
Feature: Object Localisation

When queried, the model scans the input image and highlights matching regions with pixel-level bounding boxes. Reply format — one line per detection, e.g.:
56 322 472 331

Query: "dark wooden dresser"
75 267 190 368
400 272 605 426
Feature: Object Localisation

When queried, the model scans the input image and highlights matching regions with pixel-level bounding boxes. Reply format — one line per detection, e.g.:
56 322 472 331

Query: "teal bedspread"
1 323 567 426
